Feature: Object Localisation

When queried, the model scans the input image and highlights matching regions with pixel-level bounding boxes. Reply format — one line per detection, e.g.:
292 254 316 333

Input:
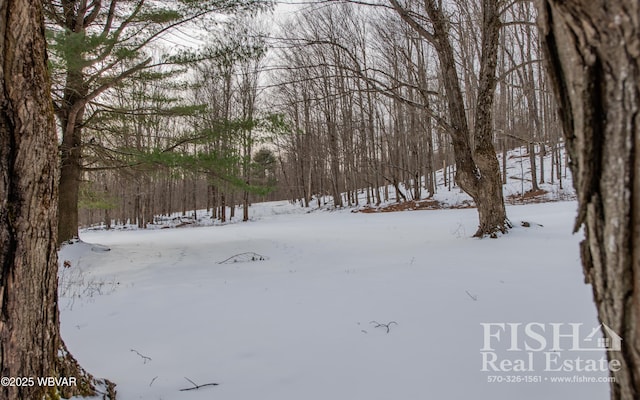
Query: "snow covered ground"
60 200 612 400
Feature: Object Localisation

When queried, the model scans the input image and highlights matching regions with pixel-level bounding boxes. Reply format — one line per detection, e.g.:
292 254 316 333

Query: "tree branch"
179 377 219 392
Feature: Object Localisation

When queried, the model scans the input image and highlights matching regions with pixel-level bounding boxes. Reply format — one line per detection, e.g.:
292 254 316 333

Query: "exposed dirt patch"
506 189 549 205
354 188 570 214
356 199 474 213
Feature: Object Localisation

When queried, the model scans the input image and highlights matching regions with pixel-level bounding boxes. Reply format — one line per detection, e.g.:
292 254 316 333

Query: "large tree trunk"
58 119 84 243
0 1 114 399
537 1 640 399
466 0 509 237
468 148 509 237
57 66 88 244
435 0 510 237
390 0 510 237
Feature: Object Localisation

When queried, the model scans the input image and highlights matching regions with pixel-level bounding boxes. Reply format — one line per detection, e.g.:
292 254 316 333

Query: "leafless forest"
55 1 565 235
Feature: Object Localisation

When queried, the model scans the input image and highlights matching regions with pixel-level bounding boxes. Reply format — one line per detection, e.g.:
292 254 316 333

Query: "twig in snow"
218 252 268 264
465 290 478 301
179 377 219 391
370 320 398 333
130 349 152 364
451 222 466 238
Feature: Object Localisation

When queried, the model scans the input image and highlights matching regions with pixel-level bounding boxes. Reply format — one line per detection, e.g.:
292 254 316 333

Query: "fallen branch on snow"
130 349 152 364
179 377 219 391
218 252 268 264
370 320 398 333
465 290 478 301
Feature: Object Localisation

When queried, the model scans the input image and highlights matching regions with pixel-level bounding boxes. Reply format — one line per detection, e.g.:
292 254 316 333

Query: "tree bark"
54 3 92 244
58 113 84 243
537 1 640 399
55 1 95 241
0 1 114 398
390 0 510 237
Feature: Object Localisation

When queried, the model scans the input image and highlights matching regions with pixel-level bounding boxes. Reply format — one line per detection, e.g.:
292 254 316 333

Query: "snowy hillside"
59 199 610 400
359 145 575 212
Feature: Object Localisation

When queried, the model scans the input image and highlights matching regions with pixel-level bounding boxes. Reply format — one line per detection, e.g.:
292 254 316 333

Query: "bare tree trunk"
327 117 343 208
391 0 510 237
538 1 640 399
528 142 539 191
105 182 112 229
220 192 227 222
243 189 250 221
0 2 114 398
53 2 92 244
58 119 84 243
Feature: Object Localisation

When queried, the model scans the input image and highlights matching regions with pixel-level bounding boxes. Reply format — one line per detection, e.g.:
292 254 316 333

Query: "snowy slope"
371 145 575 210
60 200 610 400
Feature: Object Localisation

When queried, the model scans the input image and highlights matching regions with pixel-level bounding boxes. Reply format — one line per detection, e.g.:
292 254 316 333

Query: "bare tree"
390 0 510 236
537 1 640 399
